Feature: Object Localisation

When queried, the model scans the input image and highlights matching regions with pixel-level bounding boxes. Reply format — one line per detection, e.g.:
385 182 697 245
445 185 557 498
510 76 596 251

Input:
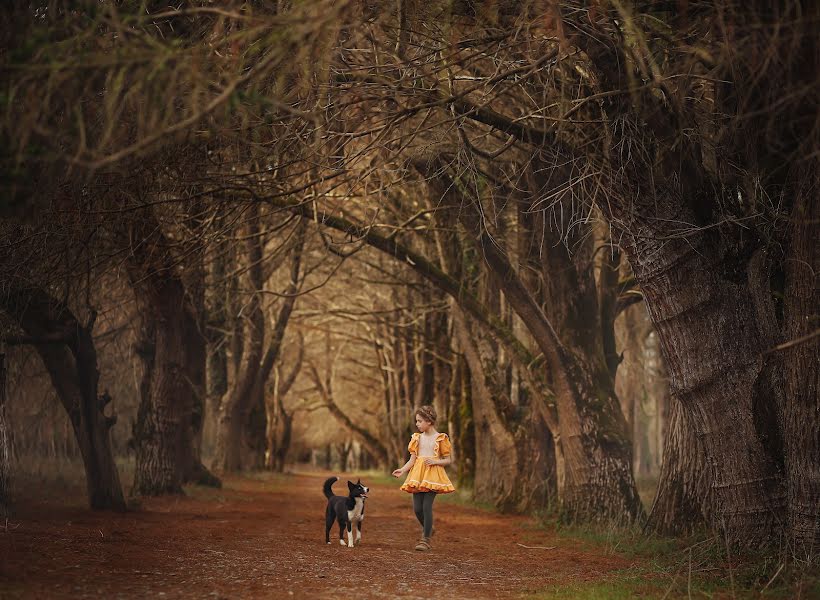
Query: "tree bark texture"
130 273 195 494
647 397 711 535
782 169 819 551
127 212 219 495
0 353 10 518
609 196 786 545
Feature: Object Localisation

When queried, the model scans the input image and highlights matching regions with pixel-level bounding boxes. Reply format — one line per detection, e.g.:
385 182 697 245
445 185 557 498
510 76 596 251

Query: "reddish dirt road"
0 471 632 599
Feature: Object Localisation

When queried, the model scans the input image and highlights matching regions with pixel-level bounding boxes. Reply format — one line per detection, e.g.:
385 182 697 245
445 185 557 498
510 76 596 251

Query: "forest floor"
0 468 816 599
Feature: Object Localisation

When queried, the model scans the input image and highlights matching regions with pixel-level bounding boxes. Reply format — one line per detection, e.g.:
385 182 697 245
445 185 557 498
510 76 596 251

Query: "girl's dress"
400 432 456 494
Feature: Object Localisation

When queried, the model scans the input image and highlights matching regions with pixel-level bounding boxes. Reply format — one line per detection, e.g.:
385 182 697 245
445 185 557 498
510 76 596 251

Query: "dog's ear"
356 478 361 484
347 480 355 491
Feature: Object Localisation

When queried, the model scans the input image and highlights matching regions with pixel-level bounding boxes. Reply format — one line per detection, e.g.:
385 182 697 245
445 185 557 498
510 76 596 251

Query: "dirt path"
0 471 634 599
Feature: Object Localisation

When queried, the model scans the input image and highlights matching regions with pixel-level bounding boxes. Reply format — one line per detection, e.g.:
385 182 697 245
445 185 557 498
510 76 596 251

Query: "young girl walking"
392 405 455 551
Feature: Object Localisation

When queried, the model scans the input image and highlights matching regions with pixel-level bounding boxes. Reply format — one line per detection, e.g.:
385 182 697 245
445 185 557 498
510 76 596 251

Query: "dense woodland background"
0 0 817 560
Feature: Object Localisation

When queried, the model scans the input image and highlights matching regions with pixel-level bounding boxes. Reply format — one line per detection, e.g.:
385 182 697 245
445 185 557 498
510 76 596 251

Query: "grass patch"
526 566 664 599
636 475 659 511
526 518 819 599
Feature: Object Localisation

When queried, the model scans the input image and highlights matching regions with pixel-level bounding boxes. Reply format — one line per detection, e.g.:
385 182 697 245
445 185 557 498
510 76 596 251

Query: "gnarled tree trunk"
127 213 219 495
609 195 786 545
131 287 189 495
0 286 124 510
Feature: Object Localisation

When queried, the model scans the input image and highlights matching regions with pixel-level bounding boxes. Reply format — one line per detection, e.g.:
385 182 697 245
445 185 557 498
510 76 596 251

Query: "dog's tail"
323 476 339 499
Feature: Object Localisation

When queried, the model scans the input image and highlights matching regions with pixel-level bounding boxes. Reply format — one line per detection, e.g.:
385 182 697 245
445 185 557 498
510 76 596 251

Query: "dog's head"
347 479 369 499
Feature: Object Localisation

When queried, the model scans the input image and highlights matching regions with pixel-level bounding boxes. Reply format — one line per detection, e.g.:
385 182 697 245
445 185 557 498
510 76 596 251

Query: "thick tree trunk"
130 278 194 495
127 213 220 494
610 196 786 545
0 352 10 518
0 287 124 509
180 301 221 488
647 397 711 535
782 170 819 551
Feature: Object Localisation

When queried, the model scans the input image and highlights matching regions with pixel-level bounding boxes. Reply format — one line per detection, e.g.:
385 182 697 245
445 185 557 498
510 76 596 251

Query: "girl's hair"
414 405 437 424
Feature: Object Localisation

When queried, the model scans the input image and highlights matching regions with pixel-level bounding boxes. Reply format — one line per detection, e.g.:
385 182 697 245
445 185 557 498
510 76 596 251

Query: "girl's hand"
391 468 404 478
423 458 439 466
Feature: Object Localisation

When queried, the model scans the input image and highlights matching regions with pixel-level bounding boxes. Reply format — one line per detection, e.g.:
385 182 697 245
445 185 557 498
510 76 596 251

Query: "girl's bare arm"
392 454 417 477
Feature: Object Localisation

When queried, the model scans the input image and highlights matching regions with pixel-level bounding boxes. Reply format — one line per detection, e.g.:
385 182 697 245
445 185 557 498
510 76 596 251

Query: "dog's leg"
346 521 354 548
355 518 362 545
325 507 334 544
338 521 345 546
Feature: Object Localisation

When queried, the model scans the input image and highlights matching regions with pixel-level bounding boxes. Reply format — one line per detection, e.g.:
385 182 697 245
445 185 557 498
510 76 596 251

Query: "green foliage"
526 568 662 600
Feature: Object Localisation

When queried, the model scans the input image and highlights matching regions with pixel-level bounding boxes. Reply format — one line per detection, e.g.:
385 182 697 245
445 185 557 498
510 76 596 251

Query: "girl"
391 405 455 551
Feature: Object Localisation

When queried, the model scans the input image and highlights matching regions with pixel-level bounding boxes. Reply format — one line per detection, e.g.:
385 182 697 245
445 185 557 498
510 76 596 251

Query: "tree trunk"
0 352 10 519
212 205 265 472
0 287 124 510
180 297 220 488
130 277 194 495
127 213 220 494
205 220 230 456
273 409 293 473
609 195 786 545
451 353 476 486
782 168 819 551
647 397 711 535
265 336 303 472
452 304 520 510
460 201 642 524
243 221 305 468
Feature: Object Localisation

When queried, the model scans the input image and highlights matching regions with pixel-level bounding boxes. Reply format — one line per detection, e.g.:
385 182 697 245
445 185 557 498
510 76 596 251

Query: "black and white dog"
323 476 369 547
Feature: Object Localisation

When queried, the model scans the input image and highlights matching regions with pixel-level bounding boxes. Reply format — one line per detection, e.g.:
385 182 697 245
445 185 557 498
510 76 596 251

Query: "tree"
0 285 124 510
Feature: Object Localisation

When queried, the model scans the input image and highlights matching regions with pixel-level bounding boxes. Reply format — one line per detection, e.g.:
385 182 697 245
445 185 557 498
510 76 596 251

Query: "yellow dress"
400 432 456 494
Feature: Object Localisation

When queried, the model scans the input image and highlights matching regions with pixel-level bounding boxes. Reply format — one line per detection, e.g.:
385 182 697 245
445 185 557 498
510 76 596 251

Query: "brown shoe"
414 537 431 551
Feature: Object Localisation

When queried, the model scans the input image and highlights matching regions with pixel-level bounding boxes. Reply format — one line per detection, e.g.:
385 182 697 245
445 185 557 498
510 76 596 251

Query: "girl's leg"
412 492 426 529
422 491 436 538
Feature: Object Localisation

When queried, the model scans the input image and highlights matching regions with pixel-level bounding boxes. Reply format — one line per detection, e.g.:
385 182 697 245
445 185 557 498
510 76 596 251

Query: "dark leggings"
412 491 437 538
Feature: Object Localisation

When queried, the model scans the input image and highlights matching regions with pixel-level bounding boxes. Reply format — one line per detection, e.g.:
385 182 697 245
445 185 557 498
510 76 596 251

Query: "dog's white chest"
347 497 365 522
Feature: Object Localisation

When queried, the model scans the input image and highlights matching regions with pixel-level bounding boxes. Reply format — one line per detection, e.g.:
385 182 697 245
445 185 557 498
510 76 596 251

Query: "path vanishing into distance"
1 471 640 599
